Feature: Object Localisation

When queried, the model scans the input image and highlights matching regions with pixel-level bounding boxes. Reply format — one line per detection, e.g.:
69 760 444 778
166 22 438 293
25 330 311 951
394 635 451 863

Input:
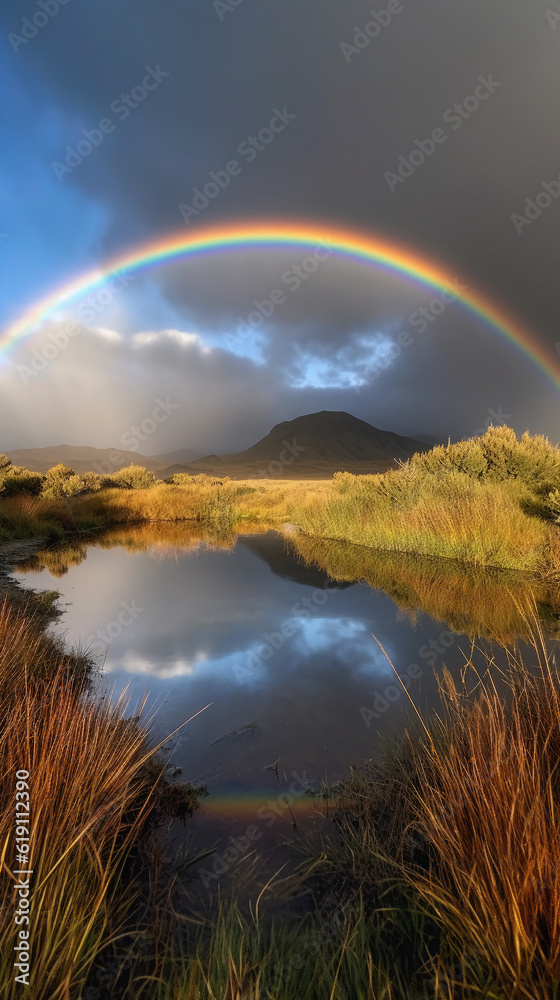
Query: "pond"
12 523 559 896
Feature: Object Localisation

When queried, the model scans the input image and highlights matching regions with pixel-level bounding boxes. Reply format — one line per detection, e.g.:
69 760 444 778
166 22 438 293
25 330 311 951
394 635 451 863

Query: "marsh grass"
110 613 560 1000
401 629 560 998
112 892 502 999
0 598 205 1000
308 613 560 999
0 494 74 544
292 471 550 571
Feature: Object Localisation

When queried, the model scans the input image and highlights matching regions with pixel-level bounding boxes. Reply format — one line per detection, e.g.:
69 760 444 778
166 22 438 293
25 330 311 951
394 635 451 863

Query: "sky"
1 0 559 455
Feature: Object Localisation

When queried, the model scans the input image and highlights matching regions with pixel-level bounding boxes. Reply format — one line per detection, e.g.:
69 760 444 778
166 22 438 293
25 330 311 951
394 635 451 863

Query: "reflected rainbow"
3 219 559 390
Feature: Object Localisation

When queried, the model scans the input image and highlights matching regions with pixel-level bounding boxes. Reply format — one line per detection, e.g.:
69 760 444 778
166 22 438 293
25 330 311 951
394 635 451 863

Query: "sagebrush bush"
41 463 75 498
166 473 233 487
409 425 560 516
0 465 44 496
109 465 158 489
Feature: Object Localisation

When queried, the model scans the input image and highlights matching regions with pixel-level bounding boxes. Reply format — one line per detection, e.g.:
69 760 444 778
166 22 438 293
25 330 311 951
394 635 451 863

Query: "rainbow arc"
3 220 559 391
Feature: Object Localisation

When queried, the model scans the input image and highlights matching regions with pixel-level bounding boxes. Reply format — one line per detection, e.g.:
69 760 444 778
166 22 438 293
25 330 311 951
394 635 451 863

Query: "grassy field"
1 426 559 580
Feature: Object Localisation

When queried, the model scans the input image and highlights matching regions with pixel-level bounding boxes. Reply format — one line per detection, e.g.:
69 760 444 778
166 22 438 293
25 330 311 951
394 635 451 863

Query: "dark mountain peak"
197 410 426 474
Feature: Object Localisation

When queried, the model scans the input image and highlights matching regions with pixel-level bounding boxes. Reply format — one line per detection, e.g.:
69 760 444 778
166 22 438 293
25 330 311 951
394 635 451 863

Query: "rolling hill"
4 444 202 475
4 413 425 480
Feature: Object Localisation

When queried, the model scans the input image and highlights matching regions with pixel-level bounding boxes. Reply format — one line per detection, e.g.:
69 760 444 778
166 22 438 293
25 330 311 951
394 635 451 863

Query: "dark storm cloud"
1 0 559 445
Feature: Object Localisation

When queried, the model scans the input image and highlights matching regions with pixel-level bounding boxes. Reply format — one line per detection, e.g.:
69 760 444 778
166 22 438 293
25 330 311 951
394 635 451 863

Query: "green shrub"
41 463 76 498
165 472 193 485
109 465 157 490
0 466 44 497
407 425 560 511
75 471 106 494
55 472 107 498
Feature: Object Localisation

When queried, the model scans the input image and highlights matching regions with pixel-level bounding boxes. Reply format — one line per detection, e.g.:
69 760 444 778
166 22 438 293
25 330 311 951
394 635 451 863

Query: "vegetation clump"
292 426 560 573
0 597 205 1000
109 464 158 490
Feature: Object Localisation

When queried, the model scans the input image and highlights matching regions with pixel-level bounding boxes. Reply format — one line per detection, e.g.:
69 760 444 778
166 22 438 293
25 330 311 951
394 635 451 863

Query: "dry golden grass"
0 599 202 1000
317 616 560 999
402 629 560 998
70 479 327 527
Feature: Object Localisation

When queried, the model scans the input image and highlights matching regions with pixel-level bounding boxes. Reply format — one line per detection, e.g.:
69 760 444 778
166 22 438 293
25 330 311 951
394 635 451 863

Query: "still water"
13 524 556 890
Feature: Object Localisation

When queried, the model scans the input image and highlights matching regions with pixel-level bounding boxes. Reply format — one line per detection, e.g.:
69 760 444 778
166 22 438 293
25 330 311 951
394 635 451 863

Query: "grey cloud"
2 0 559 444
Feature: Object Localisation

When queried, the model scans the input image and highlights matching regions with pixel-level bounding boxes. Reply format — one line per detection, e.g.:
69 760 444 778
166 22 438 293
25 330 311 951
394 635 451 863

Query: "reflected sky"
14 530 475 806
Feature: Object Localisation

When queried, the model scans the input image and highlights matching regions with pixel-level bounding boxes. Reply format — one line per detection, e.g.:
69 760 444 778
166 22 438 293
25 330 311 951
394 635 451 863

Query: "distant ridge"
4 413 425 480
4 445 164 475
3 444 203 475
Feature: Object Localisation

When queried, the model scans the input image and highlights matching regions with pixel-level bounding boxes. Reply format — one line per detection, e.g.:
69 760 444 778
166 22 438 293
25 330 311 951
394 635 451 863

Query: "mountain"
3 445 165 475
158 411 426 480
4 413 425 480
152 447 204 466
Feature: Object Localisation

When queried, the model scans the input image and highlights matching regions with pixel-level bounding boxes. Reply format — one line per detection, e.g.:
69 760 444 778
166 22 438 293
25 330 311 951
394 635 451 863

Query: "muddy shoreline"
0 536 57 611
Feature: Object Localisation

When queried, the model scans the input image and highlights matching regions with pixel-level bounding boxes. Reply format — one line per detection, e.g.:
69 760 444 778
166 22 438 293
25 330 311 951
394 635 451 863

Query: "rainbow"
3 219 560 390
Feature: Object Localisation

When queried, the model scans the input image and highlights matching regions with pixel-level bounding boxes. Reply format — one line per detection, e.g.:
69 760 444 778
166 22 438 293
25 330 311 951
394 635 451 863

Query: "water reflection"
287 532 560 642
13 524 555 821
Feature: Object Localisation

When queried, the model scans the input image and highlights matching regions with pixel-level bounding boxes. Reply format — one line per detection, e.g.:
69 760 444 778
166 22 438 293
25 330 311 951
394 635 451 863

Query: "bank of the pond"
0 590 206 1000
1 426 559 583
